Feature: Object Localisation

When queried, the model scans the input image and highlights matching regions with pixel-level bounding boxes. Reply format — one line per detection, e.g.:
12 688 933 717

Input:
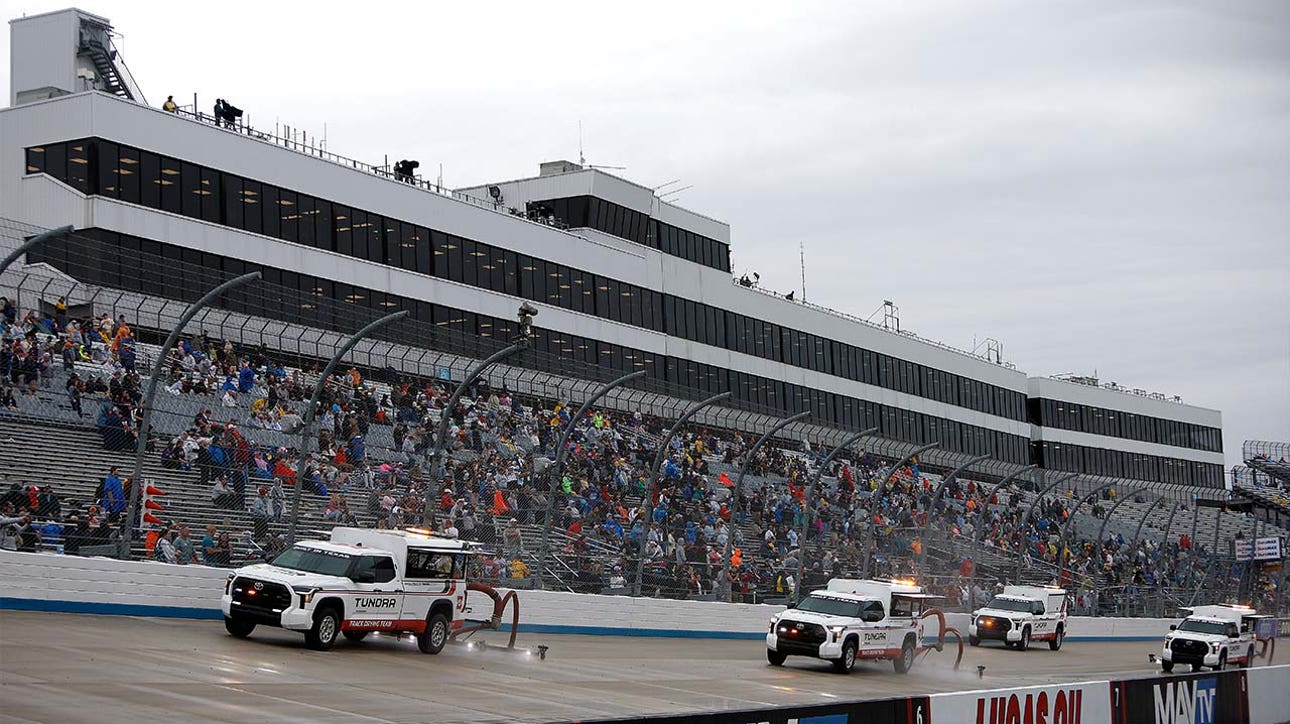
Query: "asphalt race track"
0 610 1197 723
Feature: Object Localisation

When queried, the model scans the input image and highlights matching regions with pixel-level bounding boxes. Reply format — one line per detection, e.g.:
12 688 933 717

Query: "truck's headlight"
1211 643 1221 653
769 618 777 633
225 574 234 595
829 625 846 642
292 586 319 605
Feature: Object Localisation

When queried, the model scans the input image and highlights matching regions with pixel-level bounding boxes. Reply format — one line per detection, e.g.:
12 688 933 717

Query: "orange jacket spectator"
490 490 509 515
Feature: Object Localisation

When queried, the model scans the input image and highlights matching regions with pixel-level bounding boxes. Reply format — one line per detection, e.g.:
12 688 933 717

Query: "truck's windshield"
271 547 354 577
985 597 1033 613
796 595 863 618
1177 619 1228 636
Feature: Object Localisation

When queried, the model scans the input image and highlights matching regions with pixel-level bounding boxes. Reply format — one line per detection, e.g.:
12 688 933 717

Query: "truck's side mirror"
786 601 796 609
1169 625 1177 630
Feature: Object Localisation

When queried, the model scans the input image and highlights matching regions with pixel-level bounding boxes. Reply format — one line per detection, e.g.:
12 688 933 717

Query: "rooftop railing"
730 279 1018 370
154 98 594 242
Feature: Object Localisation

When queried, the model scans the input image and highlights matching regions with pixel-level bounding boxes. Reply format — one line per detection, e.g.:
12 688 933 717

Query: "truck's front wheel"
1017 627 1031 652
305 608 341 651
767 649 787 666
418 612 450 654
1048 626 1063 651
224 616 255 638
832 639 857 674
893 637 916 674
1161 661 1174 673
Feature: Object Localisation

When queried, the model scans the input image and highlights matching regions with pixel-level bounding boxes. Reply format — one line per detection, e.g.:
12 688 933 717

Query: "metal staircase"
78 38 134 101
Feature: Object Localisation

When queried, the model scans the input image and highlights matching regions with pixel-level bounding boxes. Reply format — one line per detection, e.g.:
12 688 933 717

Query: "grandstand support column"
721 411 811 601
120 271 262 559
535 370 647 590
286 310 409 547
795 427 877 602
926 455 990 513
1056 479 1120 586
967 464 1037 610
1012 471 1080 582
424 340 529 520
863 442 939 578
632 391 733 597
0 224 73 277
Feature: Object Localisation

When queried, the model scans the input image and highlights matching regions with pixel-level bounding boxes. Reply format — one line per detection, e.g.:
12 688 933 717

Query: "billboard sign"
1234 537 1283 561
929 681 1109 723
1109 669 1247 724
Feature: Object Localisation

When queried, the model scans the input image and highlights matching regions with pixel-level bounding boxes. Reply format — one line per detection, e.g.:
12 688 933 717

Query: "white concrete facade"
0 92 1029 436
0 78 1227 481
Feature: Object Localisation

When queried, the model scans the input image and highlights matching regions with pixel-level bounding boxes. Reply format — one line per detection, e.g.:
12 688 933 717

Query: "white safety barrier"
0 550 1196 640
1248 667 1290 724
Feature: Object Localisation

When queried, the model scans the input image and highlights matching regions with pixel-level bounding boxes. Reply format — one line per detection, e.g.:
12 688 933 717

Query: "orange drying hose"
915 607 964 670
449 581 520 649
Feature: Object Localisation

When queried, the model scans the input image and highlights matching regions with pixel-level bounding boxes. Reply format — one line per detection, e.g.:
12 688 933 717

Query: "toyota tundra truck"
968 585 1068 651
1161 604 1260 672
220 527 477 652
765 578 941 674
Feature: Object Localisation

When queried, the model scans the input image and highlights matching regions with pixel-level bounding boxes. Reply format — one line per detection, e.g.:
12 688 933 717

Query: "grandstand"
0 219 1269 609
0 6 1277 620
1232 440 1290 524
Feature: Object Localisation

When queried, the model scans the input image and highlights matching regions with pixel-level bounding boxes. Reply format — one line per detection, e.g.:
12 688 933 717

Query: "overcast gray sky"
4 0 1287 468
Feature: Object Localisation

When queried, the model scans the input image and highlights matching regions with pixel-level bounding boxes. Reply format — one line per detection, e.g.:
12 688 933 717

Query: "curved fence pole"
968 464 1036 610
721 411 811 600
120 272 261 558
796 427 877 601
1156 500 1185 613
424 340 529 519
1121 492 1169 615
1056 480 1119 585
864 442 939 578
926 454 990 514
535 370 646 588
286 310 408 546
1013 471 1079 581
1096 486 1149 547
632 391 732 597
1092 485 1150 612
0 225 73 277
1130 495 1170 551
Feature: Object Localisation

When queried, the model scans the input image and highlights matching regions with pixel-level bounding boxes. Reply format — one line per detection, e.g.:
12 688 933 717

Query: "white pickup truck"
765 578 941 674
1161 604 1260 672
968 585 1068 651
220 527 477 652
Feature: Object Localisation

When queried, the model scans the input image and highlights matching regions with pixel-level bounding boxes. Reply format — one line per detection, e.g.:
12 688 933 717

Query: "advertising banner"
1234 537 1283 561
928 681 1109 724
1108 669 1247 724
1253 537 1282 561
563 696 932 724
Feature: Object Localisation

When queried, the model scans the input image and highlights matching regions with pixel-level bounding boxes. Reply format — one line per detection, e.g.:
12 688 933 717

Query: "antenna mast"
799 242 807 302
